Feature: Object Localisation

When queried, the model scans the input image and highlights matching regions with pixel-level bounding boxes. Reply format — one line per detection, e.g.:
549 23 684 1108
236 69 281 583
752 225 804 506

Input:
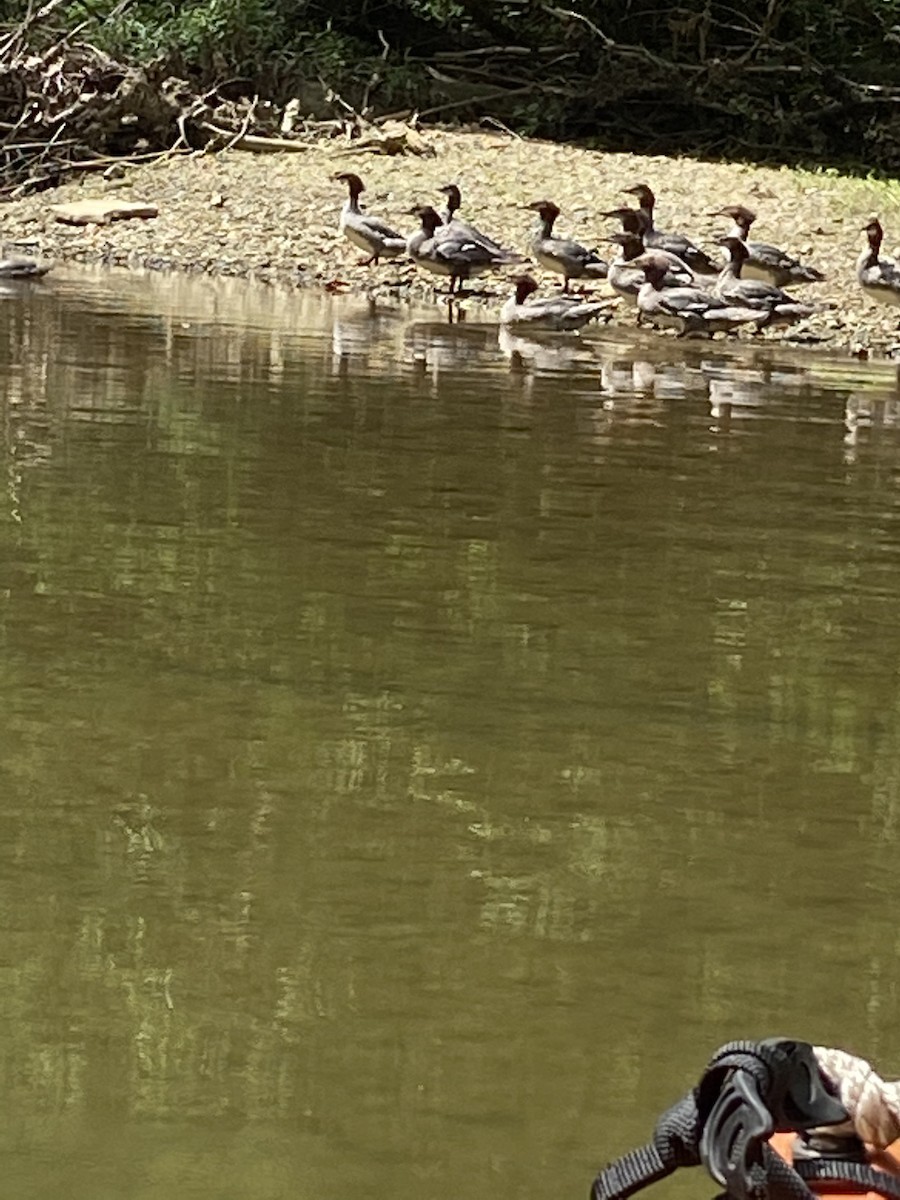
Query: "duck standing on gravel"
606 231 694 309
408 205 520 294
527 200 608 292
500 274 611 330
333 172 407 265
623 183 719 276
632 251 765 336
711 204 825 287
716 235 817 328
857 219 900 310
437 183 517 257
602 206 696 283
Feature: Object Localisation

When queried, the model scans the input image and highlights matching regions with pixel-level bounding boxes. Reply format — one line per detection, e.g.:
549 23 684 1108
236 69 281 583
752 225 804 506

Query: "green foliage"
64 0 291 73
6 0 900 167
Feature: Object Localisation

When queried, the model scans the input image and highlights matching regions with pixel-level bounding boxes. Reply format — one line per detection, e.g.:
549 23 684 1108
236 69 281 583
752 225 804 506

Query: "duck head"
526 199 561 227
623 183 655 212
715 234 750 266
438 183 462 215
607 231 644 260
512 274 539 305
711 204 756 231
409 205 442 235
601 206 646 235
863 218 884 251
333 172 365 199
629 250 671 285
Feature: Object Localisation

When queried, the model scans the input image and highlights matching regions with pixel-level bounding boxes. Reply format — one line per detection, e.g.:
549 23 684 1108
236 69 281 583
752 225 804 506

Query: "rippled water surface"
2 268 900 1200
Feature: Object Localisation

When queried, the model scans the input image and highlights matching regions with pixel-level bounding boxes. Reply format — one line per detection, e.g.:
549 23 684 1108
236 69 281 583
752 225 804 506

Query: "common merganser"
622 184 719 276
632 252 765 336
711 204 825 287
500 274 612 330
333 172 406 265
857 219 900 309
605 228 695 306
437 183 514 255
0 248 52 279
527 200 608 292
607 208 696 278
407 205 519 294
715 236 817 328
606 232 646 307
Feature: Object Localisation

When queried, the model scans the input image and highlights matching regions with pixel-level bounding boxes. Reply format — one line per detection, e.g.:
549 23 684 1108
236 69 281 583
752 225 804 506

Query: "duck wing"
720 275 796 309
657 286 721 319
747 238 825 283
361 213 405 240
547 236 606 269
433 234 503 268
442 216 506 253
646 229 718 275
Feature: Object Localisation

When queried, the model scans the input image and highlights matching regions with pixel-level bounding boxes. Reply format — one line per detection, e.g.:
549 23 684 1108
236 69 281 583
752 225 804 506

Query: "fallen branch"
198 124 314 151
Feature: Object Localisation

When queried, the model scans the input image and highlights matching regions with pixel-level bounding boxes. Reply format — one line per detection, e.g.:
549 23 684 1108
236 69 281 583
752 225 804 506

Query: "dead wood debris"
0 15 431 199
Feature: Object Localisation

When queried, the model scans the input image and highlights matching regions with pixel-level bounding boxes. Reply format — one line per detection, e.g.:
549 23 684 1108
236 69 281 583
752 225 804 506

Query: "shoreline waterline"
4 127 900 358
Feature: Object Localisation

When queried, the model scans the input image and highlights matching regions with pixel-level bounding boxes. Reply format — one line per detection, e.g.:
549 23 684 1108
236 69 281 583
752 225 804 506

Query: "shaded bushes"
5 0 900 168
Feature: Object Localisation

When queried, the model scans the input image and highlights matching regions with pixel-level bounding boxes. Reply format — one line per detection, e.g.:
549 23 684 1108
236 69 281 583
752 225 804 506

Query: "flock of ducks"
1 171 897 346
335 171 900 338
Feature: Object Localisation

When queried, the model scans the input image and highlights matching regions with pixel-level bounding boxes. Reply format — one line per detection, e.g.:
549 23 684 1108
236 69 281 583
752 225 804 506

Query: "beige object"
334 121 433 158
814 1046 900 1147
51 199 159 226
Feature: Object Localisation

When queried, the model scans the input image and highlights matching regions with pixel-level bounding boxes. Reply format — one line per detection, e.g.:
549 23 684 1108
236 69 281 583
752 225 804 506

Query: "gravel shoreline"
4 127 900 356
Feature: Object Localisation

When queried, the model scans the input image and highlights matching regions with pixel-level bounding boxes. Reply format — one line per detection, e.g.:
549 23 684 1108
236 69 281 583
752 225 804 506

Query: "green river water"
1 268 900 1200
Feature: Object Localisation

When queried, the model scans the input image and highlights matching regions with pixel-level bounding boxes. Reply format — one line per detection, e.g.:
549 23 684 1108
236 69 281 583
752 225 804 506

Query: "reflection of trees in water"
3 276 900 1147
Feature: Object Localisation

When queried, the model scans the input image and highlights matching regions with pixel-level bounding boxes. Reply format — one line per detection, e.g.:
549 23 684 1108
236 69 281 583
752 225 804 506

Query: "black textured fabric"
589 1040 834 1200
795 1158 900 1199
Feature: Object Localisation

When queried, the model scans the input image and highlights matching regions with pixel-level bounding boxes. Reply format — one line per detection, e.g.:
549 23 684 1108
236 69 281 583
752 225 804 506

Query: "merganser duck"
0 247 52 279
715 236 817 328
601 207 695 283
500 274 612 330
437 183 515 255
333 172 407 265
605 228 695 305
527 200 608 292
857 219 900 309
606 232 646 306
622 184 719 276
632 252 765 336
407 205 519 294
711 205 825 287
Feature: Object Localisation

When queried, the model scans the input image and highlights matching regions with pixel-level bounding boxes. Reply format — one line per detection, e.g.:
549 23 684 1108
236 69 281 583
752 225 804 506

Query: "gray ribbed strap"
591 1145 672 1200
795 1158 900 1200
762 1144 821 1200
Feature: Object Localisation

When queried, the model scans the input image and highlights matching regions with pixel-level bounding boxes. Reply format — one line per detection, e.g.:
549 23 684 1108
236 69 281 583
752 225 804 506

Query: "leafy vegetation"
6 0 900 167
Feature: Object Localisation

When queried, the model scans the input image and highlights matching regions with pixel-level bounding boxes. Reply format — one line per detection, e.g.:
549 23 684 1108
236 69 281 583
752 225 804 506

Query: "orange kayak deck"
771 1132 900 1195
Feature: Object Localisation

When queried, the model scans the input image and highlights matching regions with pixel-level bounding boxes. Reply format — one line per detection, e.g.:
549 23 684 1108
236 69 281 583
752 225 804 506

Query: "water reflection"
2 268 900 1200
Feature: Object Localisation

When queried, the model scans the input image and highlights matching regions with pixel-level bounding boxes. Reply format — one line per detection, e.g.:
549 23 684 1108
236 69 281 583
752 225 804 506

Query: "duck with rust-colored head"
437 183 521 259
632 251 765 337
711 204 825 288
622 183 718 276
527 200 608 292
500 274 611 330
715 235 818 329
407 205 521 294
857 219 900 311
333 172 407 265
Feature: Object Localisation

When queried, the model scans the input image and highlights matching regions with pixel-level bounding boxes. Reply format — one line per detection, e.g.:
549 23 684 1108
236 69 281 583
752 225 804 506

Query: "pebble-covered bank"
4 127 900 356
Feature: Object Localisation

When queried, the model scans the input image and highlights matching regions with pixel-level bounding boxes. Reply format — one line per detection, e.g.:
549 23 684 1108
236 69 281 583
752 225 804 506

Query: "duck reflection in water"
404 319 498 389
497 326 598 379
